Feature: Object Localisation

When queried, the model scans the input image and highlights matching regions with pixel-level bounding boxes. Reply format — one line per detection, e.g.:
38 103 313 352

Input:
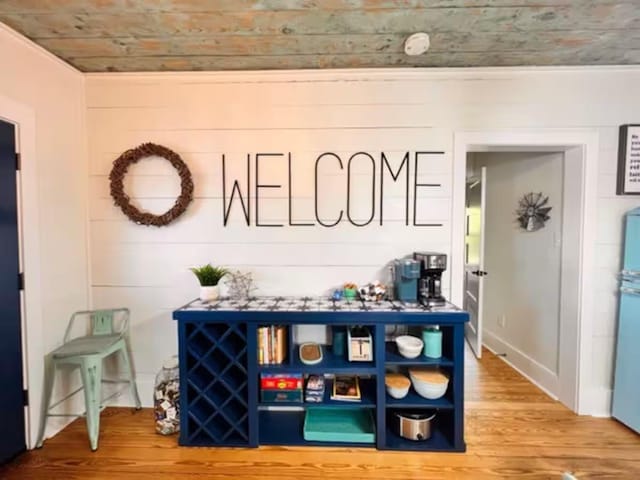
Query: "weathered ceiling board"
0 0 638 71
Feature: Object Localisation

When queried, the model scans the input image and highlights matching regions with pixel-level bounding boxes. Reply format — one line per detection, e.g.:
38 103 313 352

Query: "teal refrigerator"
612 207 640 433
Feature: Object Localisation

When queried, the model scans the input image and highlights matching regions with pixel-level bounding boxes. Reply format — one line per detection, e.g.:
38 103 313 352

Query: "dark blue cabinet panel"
0 120 25 464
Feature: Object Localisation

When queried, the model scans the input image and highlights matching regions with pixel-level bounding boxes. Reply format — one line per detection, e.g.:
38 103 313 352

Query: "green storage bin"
303 408 375 443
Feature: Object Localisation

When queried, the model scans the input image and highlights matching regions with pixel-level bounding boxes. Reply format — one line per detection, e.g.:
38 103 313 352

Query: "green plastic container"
303 408 375 443
343 287 358 300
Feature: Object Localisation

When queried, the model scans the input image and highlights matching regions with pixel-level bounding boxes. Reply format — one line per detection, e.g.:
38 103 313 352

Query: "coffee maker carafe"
413 252 447 307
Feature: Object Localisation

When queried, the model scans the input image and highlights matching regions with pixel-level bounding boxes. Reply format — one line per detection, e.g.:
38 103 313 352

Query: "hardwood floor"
2 348 638 479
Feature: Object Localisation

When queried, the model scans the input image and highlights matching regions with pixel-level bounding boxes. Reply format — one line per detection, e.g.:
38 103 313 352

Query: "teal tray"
303 408 375 443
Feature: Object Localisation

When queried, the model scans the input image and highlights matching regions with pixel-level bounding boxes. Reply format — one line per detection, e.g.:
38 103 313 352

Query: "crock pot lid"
395 411 436 421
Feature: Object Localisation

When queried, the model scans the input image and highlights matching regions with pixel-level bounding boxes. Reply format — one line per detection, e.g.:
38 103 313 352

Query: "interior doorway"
0 96 45 450
0 119 26 463
463 152 565 400
452 130 599 414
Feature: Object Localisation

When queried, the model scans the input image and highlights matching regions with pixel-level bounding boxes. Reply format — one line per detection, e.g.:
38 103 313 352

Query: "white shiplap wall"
85 68 640 413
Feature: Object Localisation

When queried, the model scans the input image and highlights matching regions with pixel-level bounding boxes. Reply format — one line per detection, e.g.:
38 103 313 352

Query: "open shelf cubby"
385 387 454 409
258 410 375 448
384 363 454 409
384 424 455 452
174 300 468 451
259 348 376 374
259 377 377 408
385 341 454 367
383 410 460 452
258 323 377 374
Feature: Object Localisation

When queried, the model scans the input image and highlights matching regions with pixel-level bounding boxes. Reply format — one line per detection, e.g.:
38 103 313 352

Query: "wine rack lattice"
183 322 249 446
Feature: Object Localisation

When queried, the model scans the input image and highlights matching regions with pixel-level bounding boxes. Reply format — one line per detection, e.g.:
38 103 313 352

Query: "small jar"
154 355 180 435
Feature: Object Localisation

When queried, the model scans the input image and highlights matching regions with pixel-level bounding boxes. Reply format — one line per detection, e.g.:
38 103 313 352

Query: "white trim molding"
83 65 640 83
0 95 44 448
452 129 599 415
586 387 614 418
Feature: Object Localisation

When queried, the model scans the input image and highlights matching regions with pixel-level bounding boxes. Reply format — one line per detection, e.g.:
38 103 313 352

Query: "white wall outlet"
498 314 506 328
554 231 562 248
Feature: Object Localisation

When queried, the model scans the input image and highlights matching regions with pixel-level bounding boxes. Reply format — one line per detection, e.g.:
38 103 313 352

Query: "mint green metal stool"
35 308 142 451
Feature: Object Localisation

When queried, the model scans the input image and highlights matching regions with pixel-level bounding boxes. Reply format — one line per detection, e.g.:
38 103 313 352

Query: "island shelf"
173 296 468 452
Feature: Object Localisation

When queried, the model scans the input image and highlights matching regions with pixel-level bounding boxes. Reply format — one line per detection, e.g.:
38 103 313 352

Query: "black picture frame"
617 124 640 195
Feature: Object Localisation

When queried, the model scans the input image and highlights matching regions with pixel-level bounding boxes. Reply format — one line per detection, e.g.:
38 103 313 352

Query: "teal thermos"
422 326 442 359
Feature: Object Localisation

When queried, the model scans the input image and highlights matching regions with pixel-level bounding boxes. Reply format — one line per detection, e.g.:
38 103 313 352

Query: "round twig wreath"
109 143 194 227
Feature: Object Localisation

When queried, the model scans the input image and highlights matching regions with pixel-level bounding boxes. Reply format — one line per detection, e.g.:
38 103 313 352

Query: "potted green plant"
190 263 229 301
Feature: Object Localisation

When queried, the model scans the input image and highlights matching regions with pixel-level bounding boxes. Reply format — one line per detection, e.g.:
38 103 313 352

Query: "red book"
261 375 303 390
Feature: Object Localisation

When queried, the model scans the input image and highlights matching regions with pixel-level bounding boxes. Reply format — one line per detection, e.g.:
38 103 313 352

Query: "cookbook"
331 375 361 402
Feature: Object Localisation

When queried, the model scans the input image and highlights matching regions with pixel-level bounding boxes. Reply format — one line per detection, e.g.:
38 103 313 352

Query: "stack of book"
331 375 361 402
304 375 325 403
257 325 287 365
260 373 303 403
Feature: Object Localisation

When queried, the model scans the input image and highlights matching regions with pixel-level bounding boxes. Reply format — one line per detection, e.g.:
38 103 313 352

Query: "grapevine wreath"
109 143 194 227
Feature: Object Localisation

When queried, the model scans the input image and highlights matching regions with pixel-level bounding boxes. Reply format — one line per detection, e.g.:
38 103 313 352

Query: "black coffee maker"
413 252 447 306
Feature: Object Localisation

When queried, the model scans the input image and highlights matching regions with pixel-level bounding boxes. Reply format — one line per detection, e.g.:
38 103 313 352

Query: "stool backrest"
91 310 115 336
63 308 130 344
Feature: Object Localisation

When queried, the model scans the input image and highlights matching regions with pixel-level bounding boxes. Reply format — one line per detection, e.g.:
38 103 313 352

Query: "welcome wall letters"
222 151 444 227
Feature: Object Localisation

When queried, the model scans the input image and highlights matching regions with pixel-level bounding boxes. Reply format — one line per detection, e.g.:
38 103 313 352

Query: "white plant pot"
200 285 219 302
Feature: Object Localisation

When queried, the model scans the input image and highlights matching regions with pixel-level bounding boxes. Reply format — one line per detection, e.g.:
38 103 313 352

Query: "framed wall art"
617 124 640 195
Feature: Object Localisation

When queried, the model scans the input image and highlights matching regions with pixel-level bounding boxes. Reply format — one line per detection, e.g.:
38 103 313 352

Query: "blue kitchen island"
173 296 469 452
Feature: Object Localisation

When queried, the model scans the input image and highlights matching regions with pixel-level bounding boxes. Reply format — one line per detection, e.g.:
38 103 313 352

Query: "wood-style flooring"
2 348 638 479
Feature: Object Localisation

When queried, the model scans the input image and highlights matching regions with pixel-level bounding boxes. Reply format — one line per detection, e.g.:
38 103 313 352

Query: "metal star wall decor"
516 192 552 232
226 270 257 299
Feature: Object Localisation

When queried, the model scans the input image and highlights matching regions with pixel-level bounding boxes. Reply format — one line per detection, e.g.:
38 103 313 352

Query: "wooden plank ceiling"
0 0 638 72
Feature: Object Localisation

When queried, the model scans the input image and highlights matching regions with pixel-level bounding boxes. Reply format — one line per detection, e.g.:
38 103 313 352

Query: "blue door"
612 283 640 433
0 119 26 463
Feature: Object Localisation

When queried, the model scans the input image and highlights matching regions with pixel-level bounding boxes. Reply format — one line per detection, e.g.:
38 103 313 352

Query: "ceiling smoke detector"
404 33 430 56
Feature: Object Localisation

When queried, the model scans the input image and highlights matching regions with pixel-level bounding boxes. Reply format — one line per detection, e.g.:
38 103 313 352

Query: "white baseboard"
483 330 559 400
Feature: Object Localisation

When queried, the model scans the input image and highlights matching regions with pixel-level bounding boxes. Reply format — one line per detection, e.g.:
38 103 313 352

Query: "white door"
464 167 487 358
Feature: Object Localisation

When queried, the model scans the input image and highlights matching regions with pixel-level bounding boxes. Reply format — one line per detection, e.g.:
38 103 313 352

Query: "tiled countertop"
177 296 462 313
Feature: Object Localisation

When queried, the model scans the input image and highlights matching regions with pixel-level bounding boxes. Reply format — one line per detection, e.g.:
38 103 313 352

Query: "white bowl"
386 384 410 399
395 335 424 359
411 381 447 400
385 373 411 399
409 370 449 400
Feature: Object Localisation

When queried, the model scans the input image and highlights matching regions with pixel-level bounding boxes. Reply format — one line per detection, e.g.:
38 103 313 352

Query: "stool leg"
120 344 142 409
35 355 56 448
80 357 103 451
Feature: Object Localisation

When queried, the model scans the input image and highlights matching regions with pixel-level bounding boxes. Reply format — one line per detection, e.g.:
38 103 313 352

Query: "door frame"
1 94 44 448
452 129 599 415
464 167 487 359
